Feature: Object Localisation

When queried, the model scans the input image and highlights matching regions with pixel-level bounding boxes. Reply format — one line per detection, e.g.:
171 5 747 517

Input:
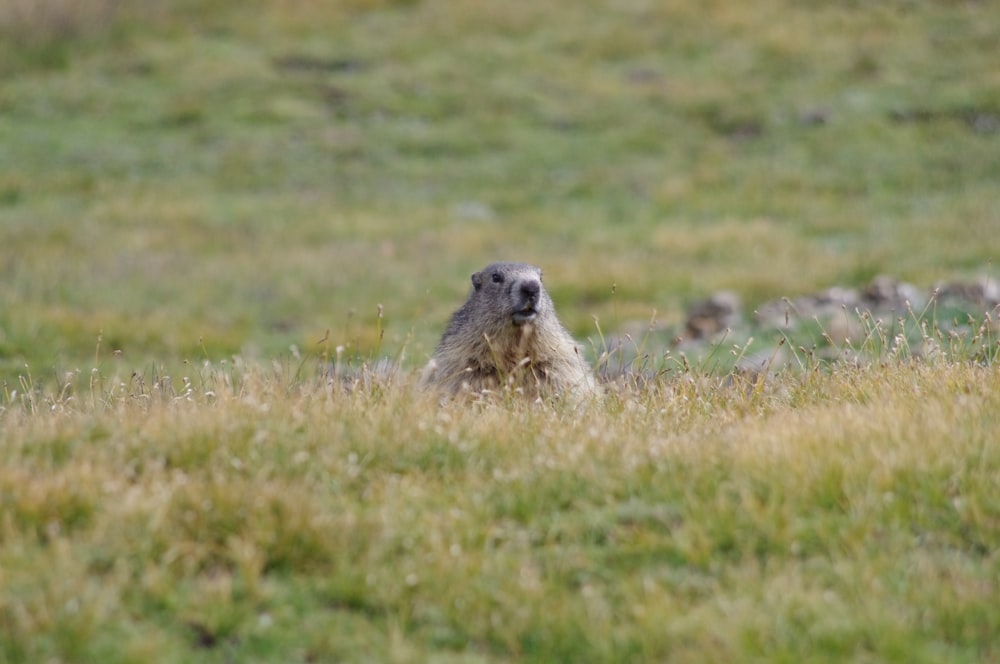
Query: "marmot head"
469 262 551 328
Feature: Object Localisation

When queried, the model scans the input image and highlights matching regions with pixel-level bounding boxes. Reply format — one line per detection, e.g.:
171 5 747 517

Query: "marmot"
421 261 596 400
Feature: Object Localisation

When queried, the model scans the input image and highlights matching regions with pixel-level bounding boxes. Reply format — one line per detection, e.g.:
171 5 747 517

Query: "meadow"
1 0 999 661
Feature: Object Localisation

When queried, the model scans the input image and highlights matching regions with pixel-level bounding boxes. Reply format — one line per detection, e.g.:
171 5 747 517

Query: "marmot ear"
471 271 483 291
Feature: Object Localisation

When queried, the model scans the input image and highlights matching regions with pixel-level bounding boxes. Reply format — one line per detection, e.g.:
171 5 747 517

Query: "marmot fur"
421 262 596 400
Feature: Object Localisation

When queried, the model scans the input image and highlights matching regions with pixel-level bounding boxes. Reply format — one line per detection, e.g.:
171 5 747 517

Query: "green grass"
2 0 1000 660
2 0 999 376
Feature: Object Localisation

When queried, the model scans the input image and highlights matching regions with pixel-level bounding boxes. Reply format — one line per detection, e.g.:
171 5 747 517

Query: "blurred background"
1 0 998 381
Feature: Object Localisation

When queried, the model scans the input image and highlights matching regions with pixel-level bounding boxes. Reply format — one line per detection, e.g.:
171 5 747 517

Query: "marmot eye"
491 272 504 284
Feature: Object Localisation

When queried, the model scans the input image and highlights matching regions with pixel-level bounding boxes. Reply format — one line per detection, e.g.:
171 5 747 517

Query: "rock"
860 275 925 313
755 287 859 329
685 291 743 339
934 278 1000 312
755 277 927 331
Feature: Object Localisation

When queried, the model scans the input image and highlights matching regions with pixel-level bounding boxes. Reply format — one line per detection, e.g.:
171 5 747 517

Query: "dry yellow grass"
2 356 998 661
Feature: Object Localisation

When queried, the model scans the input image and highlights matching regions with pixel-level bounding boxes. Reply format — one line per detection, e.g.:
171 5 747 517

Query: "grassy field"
2 0 999 661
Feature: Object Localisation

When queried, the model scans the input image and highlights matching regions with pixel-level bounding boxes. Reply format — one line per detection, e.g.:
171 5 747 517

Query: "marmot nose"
520 280 541 299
